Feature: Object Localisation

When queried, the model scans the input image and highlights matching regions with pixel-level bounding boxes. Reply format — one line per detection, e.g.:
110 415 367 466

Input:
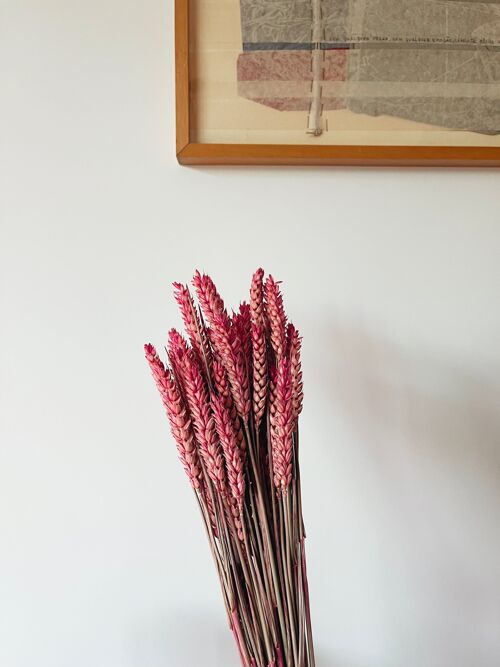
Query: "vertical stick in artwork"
307 0 324 135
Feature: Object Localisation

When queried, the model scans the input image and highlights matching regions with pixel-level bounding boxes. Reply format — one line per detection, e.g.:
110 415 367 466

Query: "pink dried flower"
209 314 251 420
144 344 202 489
250 268 265 325
268 366 278 477
212 359 245 452
252 322 268 428
212 359 231 403
287 323 303 421
265 276 287 361
212 395 245 504
167 328 189 377
227 496 244 542
192 270 229 328
201 477 219 536
145 270 315 666
270 357 294 490
269 367 277 424
173 282 212 371
168 328 190 357
233 302 252 366
179 351 226 494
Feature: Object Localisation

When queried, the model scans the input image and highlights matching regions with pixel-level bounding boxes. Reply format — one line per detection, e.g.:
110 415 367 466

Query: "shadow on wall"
311 320 500 667
128 609 238 666
324 320 500 483
128 609 335 667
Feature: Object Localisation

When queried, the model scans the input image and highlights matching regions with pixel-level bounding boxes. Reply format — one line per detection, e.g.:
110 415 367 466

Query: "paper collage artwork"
237 0 500 135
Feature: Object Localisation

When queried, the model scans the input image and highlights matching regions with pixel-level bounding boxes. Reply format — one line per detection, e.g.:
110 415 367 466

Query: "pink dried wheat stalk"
144 344 202 489
145 270 315 667
265 275 287 361
271 357 294 491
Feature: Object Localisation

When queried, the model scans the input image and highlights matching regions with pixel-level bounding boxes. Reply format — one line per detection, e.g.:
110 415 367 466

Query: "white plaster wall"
1 2 500 666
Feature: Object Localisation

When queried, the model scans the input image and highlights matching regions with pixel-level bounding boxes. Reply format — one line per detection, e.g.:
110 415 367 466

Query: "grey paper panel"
241 0 500 46
334 0 500 45
348 48 500 83
322 0 350 43
348 95 500 132
346 48 500 132
240 0 313 44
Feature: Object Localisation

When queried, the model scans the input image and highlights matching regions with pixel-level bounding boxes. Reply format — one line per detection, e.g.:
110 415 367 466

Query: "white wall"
1 2 500 666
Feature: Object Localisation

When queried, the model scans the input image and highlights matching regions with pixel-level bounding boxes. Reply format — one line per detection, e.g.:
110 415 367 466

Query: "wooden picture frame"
175 0 500 167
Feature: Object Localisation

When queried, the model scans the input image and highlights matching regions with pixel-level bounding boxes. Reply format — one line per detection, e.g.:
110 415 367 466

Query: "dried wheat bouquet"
145 269 315 667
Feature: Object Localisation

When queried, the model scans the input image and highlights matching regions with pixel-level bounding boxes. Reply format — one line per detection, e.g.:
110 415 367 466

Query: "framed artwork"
175 0 500 166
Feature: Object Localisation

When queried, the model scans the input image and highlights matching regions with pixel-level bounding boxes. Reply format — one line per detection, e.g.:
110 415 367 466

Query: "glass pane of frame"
188 0 500 148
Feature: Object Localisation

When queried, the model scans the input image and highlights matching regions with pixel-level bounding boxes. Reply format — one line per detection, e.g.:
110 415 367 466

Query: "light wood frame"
175 0 500 167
